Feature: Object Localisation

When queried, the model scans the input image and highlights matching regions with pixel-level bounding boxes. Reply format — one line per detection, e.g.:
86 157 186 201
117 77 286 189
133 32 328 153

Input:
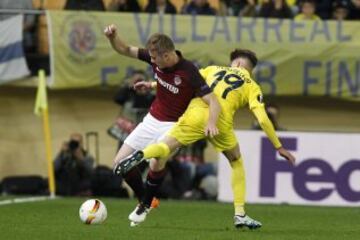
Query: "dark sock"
142 169 167 207
124 165 146 201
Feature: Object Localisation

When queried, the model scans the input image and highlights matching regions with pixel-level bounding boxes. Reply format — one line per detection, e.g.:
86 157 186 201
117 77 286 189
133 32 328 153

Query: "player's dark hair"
230 49 258 68
146 33 175 54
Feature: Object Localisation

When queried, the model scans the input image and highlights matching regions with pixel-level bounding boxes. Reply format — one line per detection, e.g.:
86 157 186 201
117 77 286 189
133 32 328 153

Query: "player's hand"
277 147 296 165
104 24 117 39
133 81 152 93
204 123 219 138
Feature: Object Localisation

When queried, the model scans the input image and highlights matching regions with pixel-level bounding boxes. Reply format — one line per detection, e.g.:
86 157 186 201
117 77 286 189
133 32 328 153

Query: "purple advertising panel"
218 131 360 206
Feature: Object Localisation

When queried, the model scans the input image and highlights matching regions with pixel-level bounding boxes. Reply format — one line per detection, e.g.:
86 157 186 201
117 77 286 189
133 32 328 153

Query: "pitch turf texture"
0 198 358 240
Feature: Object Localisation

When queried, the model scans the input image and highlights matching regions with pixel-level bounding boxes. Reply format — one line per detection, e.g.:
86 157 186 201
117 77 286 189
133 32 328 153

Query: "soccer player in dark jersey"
104 24 221 223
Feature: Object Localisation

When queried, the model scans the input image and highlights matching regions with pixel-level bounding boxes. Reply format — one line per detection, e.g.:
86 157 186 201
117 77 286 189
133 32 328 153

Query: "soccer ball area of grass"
0 198 358 240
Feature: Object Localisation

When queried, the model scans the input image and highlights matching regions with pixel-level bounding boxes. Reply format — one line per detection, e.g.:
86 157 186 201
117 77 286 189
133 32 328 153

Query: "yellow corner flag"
34 70 56 198
34 70 48 116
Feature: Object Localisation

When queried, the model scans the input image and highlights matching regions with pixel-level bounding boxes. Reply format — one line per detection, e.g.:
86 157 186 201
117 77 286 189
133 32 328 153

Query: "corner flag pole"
34 69 56 198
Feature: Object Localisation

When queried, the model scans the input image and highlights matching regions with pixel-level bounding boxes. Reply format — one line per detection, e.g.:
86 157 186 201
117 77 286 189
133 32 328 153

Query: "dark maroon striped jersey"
138 48 211 122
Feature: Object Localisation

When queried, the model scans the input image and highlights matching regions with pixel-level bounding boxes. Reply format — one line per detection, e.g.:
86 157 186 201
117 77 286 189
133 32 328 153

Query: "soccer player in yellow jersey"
116 49 296 228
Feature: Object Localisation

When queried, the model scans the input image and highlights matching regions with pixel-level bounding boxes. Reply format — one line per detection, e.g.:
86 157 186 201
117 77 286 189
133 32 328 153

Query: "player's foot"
150 197 160 209
113 150 144 176
234 215 262 229
129 198 158 227
129 203 150 226
130 221 139 227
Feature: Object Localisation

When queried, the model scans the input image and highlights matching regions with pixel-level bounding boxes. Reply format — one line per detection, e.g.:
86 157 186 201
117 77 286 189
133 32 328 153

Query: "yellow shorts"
167 107 237 152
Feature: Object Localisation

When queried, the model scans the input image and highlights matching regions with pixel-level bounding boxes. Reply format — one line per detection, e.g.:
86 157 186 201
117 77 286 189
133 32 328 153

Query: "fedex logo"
260 137 360 202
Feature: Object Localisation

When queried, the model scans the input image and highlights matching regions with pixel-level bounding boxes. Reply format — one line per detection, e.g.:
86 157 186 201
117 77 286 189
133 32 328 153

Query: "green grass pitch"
0 197 358 240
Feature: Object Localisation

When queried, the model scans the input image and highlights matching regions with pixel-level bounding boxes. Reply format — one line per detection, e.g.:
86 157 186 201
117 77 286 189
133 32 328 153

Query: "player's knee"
228 158 237 164
223 144 241 162
224 151 241 162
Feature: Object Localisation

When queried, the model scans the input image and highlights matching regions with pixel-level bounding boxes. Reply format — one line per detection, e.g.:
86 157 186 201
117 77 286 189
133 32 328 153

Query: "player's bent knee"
223 151 241 162
223 144 241 162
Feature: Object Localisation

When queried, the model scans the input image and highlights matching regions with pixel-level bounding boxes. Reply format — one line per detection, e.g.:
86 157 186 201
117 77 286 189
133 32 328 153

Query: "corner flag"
34 70 56 197
34 70 48 116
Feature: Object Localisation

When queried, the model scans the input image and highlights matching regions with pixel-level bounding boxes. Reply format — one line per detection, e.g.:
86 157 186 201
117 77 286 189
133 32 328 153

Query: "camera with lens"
68 139 80 151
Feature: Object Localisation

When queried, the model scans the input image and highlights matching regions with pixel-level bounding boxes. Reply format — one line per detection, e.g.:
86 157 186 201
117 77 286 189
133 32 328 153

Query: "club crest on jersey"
174 76 182 85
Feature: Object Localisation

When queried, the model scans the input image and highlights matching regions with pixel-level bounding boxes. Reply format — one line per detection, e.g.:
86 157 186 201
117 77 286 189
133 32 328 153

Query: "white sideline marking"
0 196 57 206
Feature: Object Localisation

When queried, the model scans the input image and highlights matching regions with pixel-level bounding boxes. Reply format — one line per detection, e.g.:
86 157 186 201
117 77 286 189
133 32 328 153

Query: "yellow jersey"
168 65 282 150
188 65 264 128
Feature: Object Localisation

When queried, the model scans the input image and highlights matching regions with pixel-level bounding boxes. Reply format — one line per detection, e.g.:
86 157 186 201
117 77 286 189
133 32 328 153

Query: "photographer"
54 133 95 196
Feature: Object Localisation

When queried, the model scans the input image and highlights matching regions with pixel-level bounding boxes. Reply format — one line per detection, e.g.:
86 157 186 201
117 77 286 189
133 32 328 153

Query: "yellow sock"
143 142 170 159
230 157 246 216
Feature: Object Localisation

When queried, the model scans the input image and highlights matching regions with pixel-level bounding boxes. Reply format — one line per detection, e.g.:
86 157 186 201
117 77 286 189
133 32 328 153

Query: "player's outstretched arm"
133 81 156 93
201 93 220 137
104 24 138 58
277 147 296 165
252 106 296 165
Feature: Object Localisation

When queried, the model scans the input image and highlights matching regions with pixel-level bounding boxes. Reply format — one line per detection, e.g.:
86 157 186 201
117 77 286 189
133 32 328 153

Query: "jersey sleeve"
252 107 282 149
199 67 211 80
186 64 211 97
248 83 265 110
137 48 151 64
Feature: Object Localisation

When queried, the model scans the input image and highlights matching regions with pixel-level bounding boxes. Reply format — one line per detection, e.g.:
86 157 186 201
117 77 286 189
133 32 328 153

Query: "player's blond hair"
146 33 175 54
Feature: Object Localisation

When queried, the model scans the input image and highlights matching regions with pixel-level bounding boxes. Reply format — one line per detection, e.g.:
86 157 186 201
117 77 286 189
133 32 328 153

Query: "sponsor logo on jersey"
155 74 179 94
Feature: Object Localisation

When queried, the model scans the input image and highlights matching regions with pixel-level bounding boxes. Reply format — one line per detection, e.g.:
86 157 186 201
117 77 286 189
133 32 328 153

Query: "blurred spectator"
225 0 251 16
108 70 155 149
218 0 229 15
227 0 258 17
295 0 321 20
107 0 141 12
348 0 360 20
183 0 217 15
252 103 286 131
312 0 333 19
0 0 36 52
219 0 258 16
332 0 349 20
160 139 217 200
54 133 95 196
285 0 297 7
258 0 293 18
64 0 105 11
239 0 258 16
175 139 208 164
145 0 177 14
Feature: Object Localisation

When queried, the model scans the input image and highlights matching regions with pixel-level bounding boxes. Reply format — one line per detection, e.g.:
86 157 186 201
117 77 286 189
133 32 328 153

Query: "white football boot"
234 215 262 229
129 204 150 227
